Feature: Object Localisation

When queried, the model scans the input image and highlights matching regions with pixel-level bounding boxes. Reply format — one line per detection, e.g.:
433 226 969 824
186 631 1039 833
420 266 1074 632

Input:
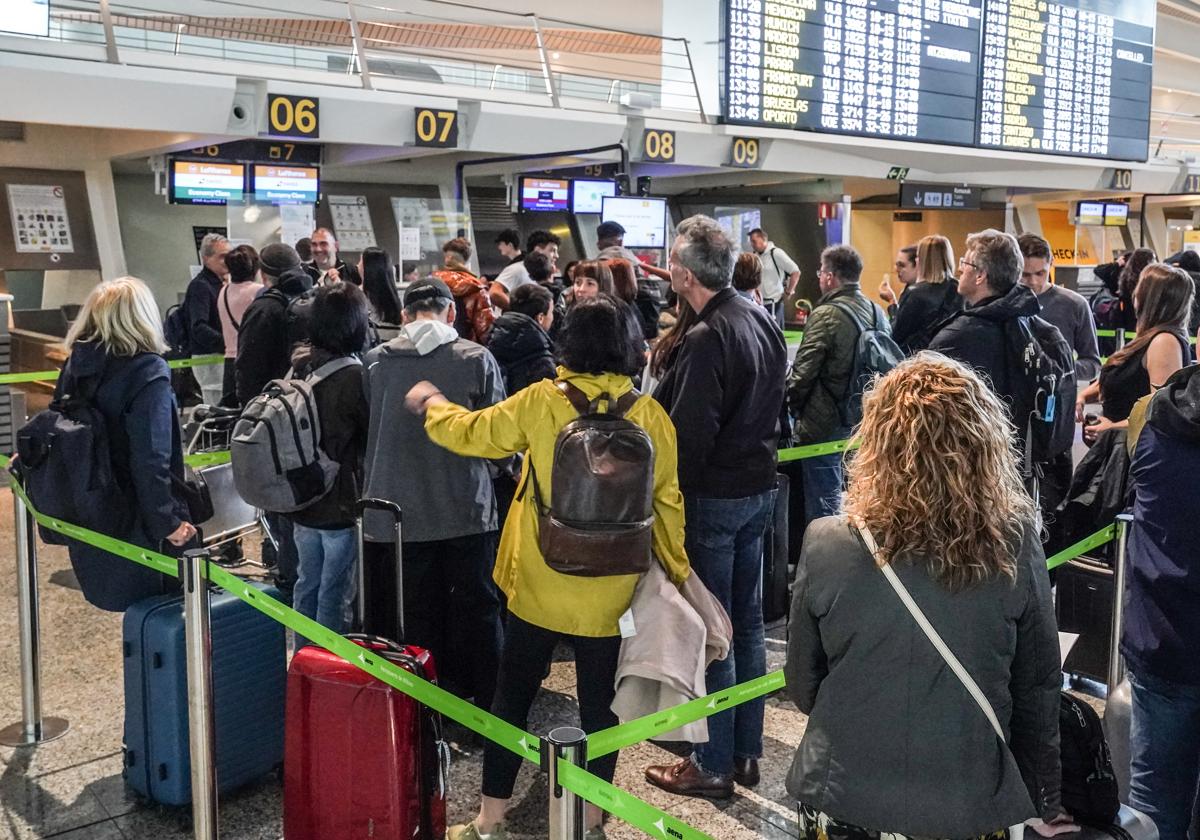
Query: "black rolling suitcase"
1056 555 1115 684
762 473 790 622
357 498 405 640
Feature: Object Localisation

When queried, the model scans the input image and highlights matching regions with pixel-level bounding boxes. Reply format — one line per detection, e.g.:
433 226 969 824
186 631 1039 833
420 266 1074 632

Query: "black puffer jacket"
235 267 313 404
488 311 556 394
928 284 1040 419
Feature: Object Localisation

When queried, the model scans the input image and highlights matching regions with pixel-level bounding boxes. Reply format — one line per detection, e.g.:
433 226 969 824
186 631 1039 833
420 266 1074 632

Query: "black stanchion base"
0 716 69 747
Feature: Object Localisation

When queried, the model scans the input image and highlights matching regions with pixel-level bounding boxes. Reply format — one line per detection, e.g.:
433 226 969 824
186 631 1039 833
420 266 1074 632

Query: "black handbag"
172 471 214 525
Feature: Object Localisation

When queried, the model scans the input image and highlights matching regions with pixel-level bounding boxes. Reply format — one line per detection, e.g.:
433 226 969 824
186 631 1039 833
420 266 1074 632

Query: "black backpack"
522 382 655 578
1004 315 1076 467
15 367 135 545
163 303 189 359
1059 692 1120 825
827 297 904 427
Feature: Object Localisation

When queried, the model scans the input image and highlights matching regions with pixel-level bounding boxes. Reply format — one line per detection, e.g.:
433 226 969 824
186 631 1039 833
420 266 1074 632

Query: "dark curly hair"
557 295 643 377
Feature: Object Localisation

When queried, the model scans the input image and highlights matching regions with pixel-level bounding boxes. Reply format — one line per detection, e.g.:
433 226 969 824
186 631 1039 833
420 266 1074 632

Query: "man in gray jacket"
362 277 505 711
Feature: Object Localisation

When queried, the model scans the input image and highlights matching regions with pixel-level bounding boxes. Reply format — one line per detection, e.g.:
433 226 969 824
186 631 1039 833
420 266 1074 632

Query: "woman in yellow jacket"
406 296 690 840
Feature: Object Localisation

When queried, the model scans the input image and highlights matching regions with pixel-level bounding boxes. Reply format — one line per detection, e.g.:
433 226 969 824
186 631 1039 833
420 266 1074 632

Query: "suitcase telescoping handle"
355 498 404 640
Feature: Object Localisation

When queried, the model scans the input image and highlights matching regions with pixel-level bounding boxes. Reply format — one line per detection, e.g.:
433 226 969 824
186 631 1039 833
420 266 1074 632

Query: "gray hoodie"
362 321 506 542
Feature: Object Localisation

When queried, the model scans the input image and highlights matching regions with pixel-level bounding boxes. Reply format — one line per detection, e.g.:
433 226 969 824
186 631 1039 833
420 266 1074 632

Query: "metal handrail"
9 0 706 117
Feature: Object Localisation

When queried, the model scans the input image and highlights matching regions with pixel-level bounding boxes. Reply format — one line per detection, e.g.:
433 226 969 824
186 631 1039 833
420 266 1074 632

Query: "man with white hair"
306 227 361 286
184 232 231 404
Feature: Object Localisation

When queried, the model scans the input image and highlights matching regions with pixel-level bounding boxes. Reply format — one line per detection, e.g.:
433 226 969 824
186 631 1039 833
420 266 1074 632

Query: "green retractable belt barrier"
0 355 224 386
0 444 1128 840
777 438 858 462
1044 525 1116 571
183 450 232 469
588 670 786 760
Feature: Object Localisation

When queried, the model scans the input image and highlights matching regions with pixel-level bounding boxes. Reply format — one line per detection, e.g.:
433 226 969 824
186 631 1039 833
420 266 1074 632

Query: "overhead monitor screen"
520 177 570 212
1076 201 1106 226
722 0 984 146
572 179 617 214
977 0 1153 160
252 165 319 204
1103 202 1129 226
170 160 245 205
601 197 667 249
4 0 49 36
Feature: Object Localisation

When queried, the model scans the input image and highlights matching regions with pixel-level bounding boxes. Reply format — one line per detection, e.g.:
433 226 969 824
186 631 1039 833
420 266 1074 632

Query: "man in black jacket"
928 229 1042 450
236 244 313 404
184 232 230 404
646 214 786 799
235 242 311 604
306 227 362 286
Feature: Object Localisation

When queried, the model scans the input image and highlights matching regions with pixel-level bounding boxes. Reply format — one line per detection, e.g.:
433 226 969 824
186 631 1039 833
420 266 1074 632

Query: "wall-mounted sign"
899 183 981 210
728 137 762 168
414 108 458 148
641 129 676 162
1107 168 1134 191
887 167 911 181
186 140 322 165
1183 173 1200 194
267 94 320 138
328 195 377 251
8 184 73 253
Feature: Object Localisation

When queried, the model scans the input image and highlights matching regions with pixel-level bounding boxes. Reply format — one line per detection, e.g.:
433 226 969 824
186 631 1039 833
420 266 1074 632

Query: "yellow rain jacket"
424 367 690 637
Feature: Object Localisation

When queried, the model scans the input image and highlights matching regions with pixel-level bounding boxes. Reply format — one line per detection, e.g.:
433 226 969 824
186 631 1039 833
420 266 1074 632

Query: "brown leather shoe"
644 757 733 800
732 757 759 787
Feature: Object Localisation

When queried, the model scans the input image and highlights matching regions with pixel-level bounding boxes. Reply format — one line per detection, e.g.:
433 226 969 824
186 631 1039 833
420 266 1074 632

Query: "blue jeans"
292 524 358 652
1129 669 1200 840
800 452 843 529
686 490 776 777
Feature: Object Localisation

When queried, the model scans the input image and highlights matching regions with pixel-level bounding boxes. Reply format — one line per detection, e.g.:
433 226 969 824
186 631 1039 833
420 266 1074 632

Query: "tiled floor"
0 487 805 839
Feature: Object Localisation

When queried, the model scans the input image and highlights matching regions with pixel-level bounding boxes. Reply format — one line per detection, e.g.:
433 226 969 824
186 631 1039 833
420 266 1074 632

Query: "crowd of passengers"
45 214 1200 840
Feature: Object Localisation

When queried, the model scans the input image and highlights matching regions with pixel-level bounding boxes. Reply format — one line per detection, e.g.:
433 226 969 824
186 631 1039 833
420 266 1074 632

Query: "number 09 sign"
267 94 319 138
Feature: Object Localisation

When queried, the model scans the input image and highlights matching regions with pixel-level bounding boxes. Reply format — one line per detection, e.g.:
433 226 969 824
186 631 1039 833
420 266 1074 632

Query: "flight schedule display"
978 0 1153 160
721 0 1155 161
724 0 984 145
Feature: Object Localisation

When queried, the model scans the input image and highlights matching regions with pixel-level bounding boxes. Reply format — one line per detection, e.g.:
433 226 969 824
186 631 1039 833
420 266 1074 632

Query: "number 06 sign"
267 94 319 138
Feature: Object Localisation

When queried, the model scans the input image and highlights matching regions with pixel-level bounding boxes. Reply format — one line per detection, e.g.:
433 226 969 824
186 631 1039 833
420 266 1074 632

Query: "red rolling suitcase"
283 499 448 840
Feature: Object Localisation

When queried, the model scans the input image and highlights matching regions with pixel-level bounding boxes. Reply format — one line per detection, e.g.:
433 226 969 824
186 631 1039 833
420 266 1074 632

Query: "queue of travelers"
25 212 1200 840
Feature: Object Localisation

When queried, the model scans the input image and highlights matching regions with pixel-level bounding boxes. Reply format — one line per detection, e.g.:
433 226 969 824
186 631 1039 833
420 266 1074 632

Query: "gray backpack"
230 357 360 513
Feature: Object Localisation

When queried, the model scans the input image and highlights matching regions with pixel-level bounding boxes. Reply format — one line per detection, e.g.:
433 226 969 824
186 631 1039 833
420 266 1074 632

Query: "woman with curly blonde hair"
785 353 1070 840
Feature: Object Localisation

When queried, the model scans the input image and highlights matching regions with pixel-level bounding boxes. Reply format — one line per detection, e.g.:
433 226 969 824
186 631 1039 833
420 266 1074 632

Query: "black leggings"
481 613 621 799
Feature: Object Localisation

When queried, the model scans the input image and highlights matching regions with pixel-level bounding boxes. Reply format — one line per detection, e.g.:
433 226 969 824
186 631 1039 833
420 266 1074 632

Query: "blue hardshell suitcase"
122 582 286 805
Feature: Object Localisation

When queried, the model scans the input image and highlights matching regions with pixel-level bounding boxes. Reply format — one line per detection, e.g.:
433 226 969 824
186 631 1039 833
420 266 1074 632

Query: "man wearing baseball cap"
359 276 506 711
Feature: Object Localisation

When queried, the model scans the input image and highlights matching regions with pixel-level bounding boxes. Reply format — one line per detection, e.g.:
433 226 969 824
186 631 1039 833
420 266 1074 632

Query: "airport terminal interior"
1 0 1200 838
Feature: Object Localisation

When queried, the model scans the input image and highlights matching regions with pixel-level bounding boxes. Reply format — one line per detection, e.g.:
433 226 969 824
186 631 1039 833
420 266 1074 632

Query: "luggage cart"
183 405 265 569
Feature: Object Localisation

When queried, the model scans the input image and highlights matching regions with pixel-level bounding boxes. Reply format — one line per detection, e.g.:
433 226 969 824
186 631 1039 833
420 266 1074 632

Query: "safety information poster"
328 195 377 251
8 184 74 253
280 204 315 248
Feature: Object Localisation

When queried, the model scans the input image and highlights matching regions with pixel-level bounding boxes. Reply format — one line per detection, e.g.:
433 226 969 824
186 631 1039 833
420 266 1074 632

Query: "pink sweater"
218 281 262 358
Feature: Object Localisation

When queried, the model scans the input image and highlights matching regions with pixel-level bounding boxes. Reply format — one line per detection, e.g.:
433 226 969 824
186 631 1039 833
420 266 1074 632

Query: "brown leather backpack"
521 381 655 577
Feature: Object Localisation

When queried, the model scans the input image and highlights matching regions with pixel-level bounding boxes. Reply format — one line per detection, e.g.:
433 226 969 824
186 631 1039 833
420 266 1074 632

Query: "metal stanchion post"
182 549 218 840
0 492 69 747
543 726 587 840
1107 514 1133 692
1116 328 1127 350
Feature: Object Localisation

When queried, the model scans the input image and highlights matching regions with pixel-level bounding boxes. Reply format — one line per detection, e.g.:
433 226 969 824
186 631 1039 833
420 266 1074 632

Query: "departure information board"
725 0 984 145
978 0 1153 160
721 0 1155 161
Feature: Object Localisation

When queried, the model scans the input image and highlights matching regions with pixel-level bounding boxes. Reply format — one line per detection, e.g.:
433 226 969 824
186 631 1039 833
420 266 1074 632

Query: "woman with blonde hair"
53 277 196 611
1077 262 1193 443
889 234 964 353
786 354 1068 840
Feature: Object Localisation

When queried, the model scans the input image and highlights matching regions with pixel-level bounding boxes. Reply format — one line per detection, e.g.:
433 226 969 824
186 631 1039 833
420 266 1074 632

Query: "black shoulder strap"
221 286 241 332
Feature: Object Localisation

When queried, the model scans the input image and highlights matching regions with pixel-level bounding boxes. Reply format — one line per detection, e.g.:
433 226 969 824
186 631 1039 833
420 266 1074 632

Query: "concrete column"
84 161 127 280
